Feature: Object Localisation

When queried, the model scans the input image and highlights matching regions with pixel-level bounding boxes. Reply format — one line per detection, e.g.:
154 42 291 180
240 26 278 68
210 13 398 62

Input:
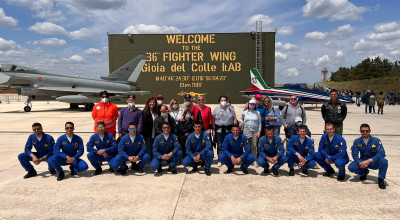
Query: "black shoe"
201 161 205 167
323 168 335 177
240 165 248 174
138 168 144 173
93 167 102 176
227 166 233 173
109 168 114 173
289 168 294 176
69 166 76 176
131 162 139 171
205 169 211 176
49 169 56 175
378 178 386 189
337 175 345 181
24 169 37 179
169 166 178 174
57 171 65 181
120 169 127 175
192 166 198 172
271 167 278 176
116 168 121 173
360 169 369 181
157 167 163 173
263 168 269 174
302 169 308 175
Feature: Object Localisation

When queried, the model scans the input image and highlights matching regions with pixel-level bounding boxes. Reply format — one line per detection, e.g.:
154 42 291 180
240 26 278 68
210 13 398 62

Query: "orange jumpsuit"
92 102 119 135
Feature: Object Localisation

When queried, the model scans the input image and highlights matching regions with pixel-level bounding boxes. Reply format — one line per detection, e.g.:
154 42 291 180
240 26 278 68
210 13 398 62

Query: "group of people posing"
18 90 388 189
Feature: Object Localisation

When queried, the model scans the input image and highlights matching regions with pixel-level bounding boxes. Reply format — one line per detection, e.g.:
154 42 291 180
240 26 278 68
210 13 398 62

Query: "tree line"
330 57 400 82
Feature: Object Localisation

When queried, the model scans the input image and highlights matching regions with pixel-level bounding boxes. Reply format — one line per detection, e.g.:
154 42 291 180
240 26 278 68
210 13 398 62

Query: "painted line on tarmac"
171 170 188 220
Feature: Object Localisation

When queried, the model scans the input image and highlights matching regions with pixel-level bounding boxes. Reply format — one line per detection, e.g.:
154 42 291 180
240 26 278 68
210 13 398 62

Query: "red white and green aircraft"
243 68 354 104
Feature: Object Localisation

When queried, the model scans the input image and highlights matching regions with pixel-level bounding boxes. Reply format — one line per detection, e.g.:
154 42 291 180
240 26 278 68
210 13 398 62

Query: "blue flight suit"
218 133 255 169
287 135 316 171
315 133 349 177
110 133 150 170
348 136 388 179
48 134 88 174
151 133 182 170
257 135 287 170
18 133 55 172
86 132 117 169
183 132 214 170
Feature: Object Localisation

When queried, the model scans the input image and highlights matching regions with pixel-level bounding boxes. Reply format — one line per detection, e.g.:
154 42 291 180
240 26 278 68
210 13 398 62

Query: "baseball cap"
160 105 169 112
254 94 262 100
249 99 256 104
295 116 302 122
156 94 164 99
184 94 192 99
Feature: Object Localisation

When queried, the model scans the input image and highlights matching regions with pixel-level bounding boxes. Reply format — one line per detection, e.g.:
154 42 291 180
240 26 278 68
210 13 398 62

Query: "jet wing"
37 87 126 94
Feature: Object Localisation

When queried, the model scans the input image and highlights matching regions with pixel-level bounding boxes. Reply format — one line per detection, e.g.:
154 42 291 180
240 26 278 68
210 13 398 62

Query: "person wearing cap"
190 95 213 133
92 90 119 136
156 94 164 111
219 124 255 174
257 126 287 176
287 116 311 139
253 94 266 136
151 122 182 174
213 95 237 167
348 123 388 189
117 95 143 140
181 94 194 111
281 96 306 139
86 121 118 175
109 122 150 175
183 121 214 176
314 123 349 181
286 125 315 176
321 89 347 136
154 105 177 136
239 98 261 166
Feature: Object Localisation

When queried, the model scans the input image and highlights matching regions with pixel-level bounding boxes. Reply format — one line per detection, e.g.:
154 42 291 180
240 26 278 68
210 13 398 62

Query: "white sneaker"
253 162 259 168
217 162 222 167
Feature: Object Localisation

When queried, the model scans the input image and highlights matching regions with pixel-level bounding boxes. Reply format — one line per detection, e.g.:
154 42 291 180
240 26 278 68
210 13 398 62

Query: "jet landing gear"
84 103 94 111
24 99 32 112
69 103 79 109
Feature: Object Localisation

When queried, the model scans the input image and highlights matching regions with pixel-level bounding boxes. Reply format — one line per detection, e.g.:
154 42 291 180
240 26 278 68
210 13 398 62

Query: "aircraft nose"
0 73 11 84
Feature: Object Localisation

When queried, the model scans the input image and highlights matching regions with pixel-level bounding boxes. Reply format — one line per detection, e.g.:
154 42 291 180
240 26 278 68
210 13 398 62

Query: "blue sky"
1 0 399 84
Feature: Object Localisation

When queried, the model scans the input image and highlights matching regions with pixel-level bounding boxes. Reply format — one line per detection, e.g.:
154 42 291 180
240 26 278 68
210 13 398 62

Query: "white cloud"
314 54 330 66
367 29 400 41
336 50 344 58
353 39 381 51
282 68 299 77
276 42 299 51
73 0 127 10
244 14 275 31
0 37 20 50
374 22 400 33
305 31 328 40
34 9 67 22
390 50 400 56
0 8 18 28
275 51 288 63
323 41 339 49
64 55 85 63
69 28 94 40
5 0 53 11
335 24 354 33
32 38 67 48
302 0 367 21
277 26 293 35
28 22 68 35
84 48 102 55
123 24 181 34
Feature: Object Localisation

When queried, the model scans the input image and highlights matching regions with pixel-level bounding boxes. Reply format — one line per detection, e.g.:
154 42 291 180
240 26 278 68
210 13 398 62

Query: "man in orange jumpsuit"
92 91 119 136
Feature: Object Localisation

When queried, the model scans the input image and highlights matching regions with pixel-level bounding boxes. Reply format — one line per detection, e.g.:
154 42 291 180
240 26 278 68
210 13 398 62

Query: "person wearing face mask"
142 97 160 161
169 98 184 125
190 96 213 133
177 110 194 158
154 105 177 136
181 94 194 111
239 99 261 166
117 95 143 141
156 94 164 111
287 117 311 139
213 95 237 167
92 90 119 136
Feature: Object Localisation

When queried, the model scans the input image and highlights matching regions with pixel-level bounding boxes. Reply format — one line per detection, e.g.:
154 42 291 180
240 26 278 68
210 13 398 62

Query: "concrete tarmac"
0 101 399 219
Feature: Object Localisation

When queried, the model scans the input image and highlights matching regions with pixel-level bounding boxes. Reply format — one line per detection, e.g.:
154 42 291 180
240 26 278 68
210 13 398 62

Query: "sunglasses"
290 98 297 100
101 96 108 98
162 127 170 129
32 128 41 131
198 99 204 101
129 127 137 131
97 127 105 130
65 127 74 130
361 130 370 133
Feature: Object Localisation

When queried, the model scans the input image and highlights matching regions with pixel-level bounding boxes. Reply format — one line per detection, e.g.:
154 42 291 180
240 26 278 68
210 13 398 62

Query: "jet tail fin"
250 68 270 90
102 55 147 83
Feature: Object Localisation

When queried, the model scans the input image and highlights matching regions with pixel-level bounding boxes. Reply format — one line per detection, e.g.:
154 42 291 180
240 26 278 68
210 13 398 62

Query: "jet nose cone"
0 73 11 84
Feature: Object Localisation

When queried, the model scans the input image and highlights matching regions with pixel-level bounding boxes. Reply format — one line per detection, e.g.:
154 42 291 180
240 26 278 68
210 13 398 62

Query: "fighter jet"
0 55 149 112
243 68 354 104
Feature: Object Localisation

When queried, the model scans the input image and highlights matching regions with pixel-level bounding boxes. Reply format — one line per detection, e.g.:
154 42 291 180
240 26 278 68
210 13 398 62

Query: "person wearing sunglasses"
48 122 88 181
92 90 119 136
86 121 118 175
190 95 213 133
349 124 388 189
151 122 182 174
18 122 56 178
281 96 306 139
314 123 349 181
183 121 214 176
110 122 150 175
321 89 347 136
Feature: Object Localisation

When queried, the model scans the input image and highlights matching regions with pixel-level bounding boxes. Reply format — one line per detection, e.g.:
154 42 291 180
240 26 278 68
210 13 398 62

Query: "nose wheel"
24 99 32 112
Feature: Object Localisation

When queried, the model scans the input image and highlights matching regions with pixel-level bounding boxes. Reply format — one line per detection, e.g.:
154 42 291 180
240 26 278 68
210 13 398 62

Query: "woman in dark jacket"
142 97 159 160
177 110 194 158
